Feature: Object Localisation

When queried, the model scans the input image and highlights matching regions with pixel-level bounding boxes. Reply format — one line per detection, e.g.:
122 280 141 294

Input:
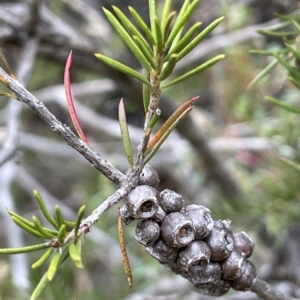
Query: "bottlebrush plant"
0 0 286 299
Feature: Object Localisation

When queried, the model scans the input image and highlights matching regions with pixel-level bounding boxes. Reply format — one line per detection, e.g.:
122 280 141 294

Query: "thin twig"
0 67 126 185
251 278 288 300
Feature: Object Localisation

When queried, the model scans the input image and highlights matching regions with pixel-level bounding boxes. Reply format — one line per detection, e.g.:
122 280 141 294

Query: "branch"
251 278 288 300
0 67 126 185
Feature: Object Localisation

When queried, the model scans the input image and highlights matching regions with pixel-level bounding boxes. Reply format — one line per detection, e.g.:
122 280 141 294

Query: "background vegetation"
0 0 300 299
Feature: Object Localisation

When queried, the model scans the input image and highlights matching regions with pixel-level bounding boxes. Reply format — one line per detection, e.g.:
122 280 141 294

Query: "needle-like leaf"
32 248 54 269
160 54 178 80
74 205 86 238
64 51 88 143
118 99 134 168
69 242 83 268
161 0 173 30
47 252 61 281
0 243 51 254
103 7 152 71
95 53 150 85
162 54 225 88
154 17 163 53
266 96 300 115
55 205 64 229
143 70 151 113
32 216 57 239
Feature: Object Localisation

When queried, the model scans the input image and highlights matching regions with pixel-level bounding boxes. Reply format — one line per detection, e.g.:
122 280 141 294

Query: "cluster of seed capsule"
120 165 256 297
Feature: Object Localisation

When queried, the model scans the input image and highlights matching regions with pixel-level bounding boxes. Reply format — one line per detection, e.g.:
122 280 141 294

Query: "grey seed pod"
205 220 234 261
231 260 257 291
126 185 159 219
152 205 167 223
159 189 184 213
233 231 255 258
146 238 178 263
221 247 246 280
195 279 231 296
135 219 160 246
187 261 221 285
119 204 135 225
185 205 214 240
161 212 195 248
138 164 160 187
164 262 188 277
177 241 211 272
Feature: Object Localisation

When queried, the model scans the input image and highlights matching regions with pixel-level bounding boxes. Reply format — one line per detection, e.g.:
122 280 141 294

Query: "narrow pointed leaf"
128 6 155 44
284 41 300 61
95 53 150 85
0 91 17 99
160 54 178 80
7 209 36 230
145 106 195 163
32 248 54 269
32 216 57 239
280 156 300 172
256 21 290 33
143 70 151 113
162 11 176 44
161 0 173 30
257 30 297 37
149 108 161 129
103 8 152 71
30 271 49 300
55 205 64 228
57 224 66 244
154 17 163 53
165 22 201 60
247 59 278 89
11 216 44 238
177 17 225 61
118 208 133 288
292 20 300 34
289 76 300 90
47 252 61 281
0 243 50 254
132 36 156 69
149 0 156 37
34 189 58 229
61 219 76 228
147 97 198 151
274 54 300 80
74 205 86 238
266 96 300 115
69 242 83 268
112 6 153 57
118 99 134 168
64 51 88 143
166 0 200 46
163 55 225 88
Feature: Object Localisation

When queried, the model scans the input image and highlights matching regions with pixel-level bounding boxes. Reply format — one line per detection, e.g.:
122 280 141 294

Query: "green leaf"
284 41 300 62
274 54 300 80
166 0 200 47
247 59 278 89
47 252 61 281
257 30 297 37
143 70 151 113
118 99 134 168
128 6 155 44
266 96 300 115
30 271 49 300
177 16 224 61
149 0 156 37
69 242 83 268
165 21 201 61
132 36 156 69
280 156 300 172
34 189 58 229
74 205 86 238
289 76 300 90
0 242 50 254
95 53 150 85
292 20 300 34
103 7 152 71
57 224 66 244
11 216 44 238
55 205 64 228
7 209 37 231
112 6 153 57
162 11 176 44
160 54 178 80
32 216 57 239
154 16 163 53
256 20 290 33
32 248 54 269
162 54 225 88
161 0 172 30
